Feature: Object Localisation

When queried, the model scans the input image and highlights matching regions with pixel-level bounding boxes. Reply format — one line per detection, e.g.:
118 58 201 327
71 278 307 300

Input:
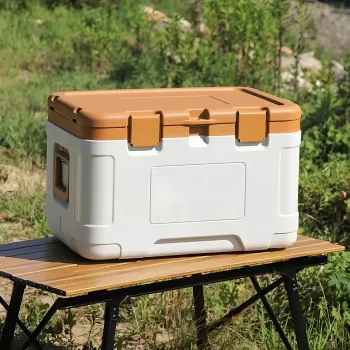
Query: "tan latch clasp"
236 109 267 143
129 113 161 148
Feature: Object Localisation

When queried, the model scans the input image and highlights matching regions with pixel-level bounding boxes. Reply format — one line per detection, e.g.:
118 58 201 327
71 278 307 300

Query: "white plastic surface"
150 163 246 223
46 121 301 260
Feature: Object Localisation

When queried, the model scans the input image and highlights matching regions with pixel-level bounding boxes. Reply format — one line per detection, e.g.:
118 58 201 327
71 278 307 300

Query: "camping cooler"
46 87 301 260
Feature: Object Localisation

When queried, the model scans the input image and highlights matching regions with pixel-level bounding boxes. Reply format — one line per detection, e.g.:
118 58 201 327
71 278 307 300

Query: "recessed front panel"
150 163 246 224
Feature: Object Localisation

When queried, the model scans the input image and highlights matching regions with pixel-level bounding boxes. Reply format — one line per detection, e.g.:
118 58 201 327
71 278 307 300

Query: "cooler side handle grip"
54 150 70 202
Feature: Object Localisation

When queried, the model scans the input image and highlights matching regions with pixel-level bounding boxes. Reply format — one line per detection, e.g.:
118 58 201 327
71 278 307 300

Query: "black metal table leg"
0 295 7 309
21 299 62 350
0 282 25 349
193 285 211 350
1 295 34 344
283 273 310 350
101 297 123 350
250 277 293 350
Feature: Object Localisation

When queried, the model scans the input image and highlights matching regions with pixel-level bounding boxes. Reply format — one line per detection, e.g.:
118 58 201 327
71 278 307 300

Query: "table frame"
0 254 326 350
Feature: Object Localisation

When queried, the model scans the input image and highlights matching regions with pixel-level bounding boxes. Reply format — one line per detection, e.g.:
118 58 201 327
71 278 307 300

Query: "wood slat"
0 249 82 270
0 235 344 296
16 235 320 284
293 235 310 241
1 261 78 276
16 256 209 284
57 241 343 296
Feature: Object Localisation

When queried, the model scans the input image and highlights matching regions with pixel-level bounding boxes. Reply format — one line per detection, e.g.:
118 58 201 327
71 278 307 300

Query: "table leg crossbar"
0 255 324 350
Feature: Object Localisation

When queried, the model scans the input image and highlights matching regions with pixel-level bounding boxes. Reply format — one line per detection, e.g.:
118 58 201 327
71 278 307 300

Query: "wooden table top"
0 235 344 297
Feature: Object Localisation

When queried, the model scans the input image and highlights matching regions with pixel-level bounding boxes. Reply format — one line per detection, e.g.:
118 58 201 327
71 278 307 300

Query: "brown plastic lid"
48 87 301 146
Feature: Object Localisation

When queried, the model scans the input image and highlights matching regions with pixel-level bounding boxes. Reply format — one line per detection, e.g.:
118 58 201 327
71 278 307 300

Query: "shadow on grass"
0 328 66 350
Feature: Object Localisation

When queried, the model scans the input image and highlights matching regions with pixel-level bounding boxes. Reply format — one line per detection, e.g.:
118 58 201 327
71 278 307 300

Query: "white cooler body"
46 121 300 260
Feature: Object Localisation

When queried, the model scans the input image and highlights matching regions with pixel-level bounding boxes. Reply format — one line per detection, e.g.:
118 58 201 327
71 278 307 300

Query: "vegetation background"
0 0 349 349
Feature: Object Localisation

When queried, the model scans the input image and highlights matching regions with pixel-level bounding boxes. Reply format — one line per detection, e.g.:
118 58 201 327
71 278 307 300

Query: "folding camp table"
0 235 344 350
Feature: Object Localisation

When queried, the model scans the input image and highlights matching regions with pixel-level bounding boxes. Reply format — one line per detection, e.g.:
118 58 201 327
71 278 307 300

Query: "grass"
0 0 349 349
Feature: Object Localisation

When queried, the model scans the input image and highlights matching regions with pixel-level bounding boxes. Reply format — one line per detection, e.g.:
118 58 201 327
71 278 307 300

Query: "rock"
318 3 331 17
299 52 322 74
329 59 344 72
281 56 303 75
141 5 170 24
281 51 323 76
141 5 193 33
196 22 207 36
281 56 295 70
299 51 315 58
178 18 192 32
141 5 194 33
309 1 350 61
281 72 312 92
281 71 294 83
141 5 157 16
297 76 313 91
329 60 349 82
335 70 349 82
166 51 181 64
281 46 293 56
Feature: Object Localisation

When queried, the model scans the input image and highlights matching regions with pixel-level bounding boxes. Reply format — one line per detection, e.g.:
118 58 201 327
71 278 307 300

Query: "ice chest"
46 87 302 260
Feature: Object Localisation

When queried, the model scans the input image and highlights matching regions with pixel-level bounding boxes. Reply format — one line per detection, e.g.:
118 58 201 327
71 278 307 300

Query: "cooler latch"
236 109 268 143
128 113 161 148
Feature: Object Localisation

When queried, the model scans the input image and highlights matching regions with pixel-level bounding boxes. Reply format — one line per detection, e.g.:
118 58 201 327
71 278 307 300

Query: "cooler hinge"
236 109 268 143
128 113 161 148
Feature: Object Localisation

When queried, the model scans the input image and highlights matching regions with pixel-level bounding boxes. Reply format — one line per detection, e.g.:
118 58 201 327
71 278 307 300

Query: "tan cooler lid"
48 87 301 146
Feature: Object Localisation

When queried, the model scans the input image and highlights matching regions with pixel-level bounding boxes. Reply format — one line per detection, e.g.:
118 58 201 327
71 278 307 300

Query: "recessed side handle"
54 149 70 202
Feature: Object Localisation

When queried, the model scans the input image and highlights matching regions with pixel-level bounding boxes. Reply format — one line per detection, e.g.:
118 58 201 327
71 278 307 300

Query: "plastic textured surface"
48 87 301 145
46 122 301 260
